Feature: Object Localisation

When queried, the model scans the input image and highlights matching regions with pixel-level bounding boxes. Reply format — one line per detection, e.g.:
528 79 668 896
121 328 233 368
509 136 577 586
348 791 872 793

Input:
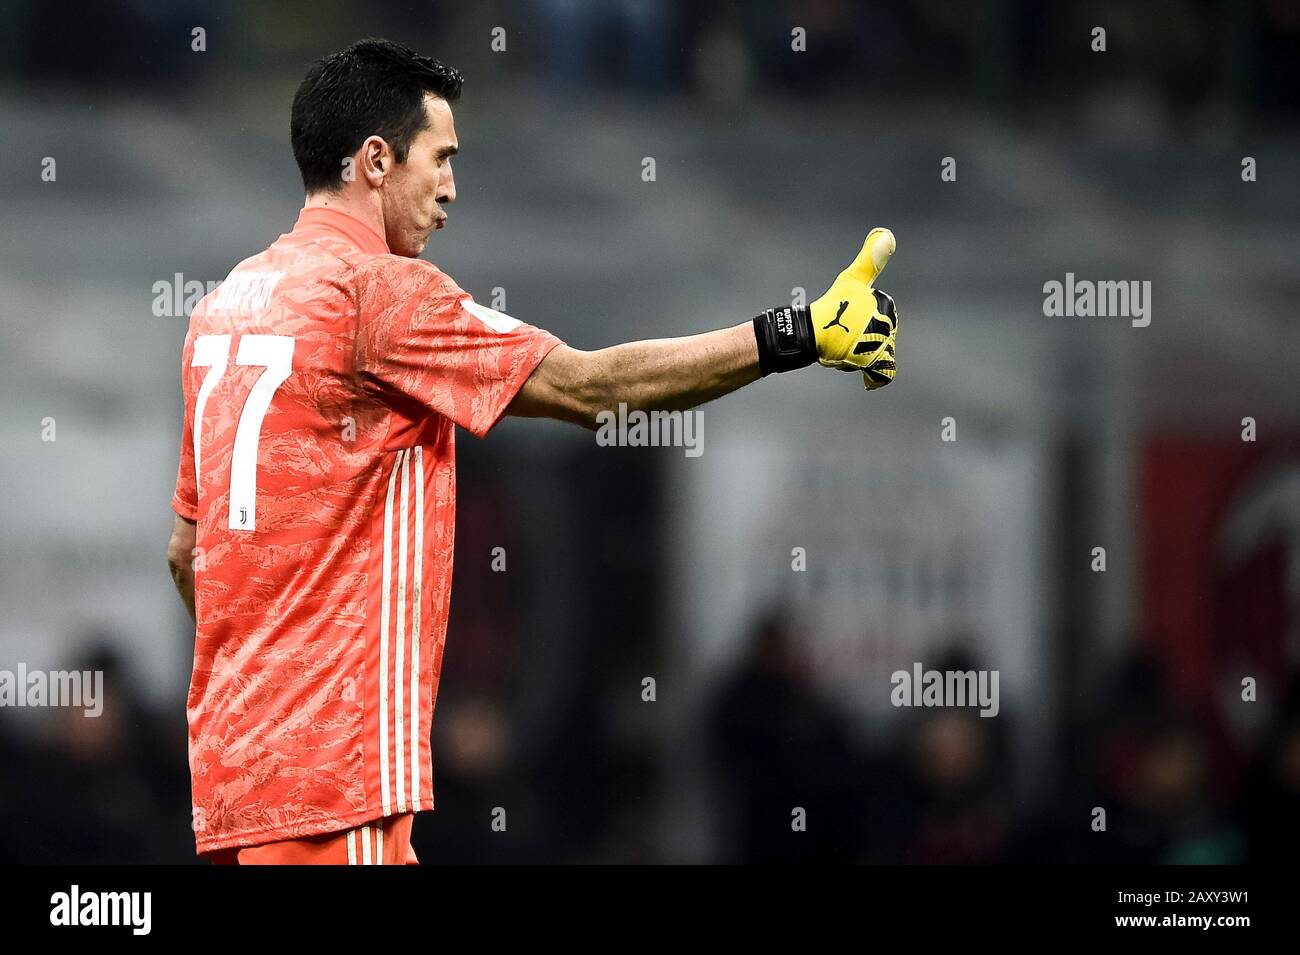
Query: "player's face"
383 93 458 257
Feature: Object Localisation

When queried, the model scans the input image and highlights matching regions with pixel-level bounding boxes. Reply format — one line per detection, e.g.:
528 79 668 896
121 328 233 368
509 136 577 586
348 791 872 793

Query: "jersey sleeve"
354 257 564 437
172 334 199 521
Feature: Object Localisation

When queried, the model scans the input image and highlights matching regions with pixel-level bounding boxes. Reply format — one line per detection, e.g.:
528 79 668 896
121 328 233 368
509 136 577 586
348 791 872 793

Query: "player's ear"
359 135 389 186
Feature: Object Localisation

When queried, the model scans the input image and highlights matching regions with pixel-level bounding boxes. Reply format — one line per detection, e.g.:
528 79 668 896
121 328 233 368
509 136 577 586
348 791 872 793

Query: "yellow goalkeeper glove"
752 227 899 390
810 228 897 388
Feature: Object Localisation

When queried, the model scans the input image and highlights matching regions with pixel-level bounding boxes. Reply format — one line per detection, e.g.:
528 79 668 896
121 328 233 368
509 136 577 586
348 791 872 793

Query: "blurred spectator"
0 639 193 864
534 0 681 91
1242 672 1300 863
707 611 861 863
868 648 1014 864
1105 717 1245 864
1081 649 1245 863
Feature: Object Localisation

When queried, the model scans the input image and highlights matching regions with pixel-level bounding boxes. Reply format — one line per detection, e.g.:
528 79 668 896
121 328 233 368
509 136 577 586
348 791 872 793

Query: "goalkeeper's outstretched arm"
507 323 762 429
507 227 900 429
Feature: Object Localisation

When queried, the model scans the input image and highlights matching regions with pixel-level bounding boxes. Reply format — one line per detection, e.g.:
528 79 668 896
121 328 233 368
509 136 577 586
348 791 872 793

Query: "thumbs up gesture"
810 228 899 389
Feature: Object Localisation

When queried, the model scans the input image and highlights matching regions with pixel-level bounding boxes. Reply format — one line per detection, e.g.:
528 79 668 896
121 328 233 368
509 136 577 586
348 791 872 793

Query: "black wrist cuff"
753 305 816 375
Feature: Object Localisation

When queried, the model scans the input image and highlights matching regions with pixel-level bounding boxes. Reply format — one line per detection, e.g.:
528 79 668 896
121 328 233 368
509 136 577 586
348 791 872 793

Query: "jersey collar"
291 206 390 255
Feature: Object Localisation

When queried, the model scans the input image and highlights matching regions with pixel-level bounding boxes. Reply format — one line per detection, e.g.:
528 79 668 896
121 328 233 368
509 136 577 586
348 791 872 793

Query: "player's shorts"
206 813 419 865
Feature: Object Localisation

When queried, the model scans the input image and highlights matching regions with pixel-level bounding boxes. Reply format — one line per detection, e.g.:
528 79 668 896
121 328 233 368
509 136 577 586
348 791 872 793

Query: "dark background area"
0 0 1298 863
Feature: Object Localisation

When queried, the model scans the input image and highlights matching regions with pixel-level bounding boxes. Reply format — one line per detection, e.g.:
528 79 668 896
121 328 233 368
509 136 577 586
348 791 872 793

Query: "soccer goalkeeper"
165 38 900 864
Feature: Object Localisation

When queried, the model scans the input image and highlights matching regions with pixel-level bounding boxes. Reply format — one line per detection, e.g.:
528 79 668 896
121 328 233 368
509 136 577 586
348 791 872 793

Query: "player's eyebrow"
437 144 459 159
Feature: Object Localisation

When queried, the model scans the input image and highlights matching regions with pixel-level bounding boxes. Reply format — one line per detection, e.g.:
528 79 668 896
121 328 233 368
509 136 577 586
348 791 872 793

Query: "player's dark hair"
291 38 464 194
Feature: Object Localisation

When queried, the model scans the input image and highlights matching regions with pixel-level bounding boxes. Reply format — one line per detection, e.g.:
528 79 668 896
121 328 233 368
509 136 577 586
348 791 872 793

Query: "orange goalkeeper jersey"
172 206 562 854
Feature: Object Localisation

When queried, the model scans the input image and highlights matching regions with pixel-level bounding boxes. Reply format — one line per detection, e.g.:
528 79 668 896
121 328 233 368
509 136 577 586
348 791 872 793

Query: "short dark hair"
291 38 463 193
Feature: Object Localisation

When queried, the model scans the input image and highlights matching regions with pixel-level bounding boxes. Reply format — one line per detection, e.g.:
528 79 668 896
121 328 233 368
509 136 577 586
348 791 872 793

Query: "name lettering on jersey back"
211 270 284 314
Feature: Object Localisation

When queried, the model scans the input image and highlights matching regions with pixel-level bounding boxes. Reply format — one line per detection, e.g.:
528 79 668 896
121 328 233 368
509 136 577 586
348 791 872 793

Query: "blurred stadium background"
1 0 1298 863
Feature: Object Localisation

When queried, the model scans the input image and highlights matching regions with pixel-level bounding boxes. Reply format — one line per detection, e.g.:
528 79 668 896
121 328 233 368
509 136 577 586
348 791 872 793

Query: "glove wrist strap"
752 305 816 375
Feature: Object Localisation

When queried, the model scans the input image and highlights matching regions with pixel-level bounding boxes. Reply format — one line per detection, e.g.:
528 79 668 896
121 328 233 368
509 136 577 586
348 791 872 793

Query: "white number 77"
191 334 295 532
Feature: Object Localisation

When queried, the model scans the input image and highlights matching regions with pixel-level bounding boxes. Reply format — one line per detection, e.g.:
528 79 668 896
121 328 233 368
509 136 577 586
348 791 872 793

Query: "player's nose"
439 167 456 204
